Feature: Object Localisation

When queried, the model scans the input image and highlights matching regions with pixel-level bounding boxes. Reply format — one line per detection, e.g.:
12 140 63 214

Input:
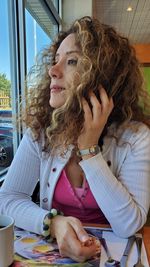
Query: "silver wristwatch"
77 145 100 157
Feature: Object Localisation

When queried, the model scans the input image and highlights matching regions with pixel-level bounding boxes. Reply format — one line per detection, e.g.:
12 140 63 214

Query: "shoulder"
104 121 150 175
21 128 45 156
24 128 45 143
108 121 150 146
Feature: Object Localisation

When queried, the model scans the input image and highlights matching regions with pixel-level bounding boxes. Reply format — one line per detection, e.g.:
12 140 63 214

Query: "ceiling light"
127 6 133 12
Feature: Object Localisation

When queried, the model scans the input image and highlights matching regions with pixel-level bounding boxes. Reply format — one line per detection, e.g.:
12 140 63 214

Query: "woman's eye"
68 59 78 65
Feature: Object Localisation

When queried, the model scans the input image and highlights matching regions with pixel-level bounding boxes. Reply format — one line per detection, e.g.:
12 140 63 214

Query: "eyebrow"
55 50 81 57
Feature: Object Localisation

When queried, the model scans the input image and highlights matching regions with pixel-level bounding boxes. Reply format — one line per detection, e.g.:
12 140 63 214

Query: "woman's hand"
51 215 99 262
78 87 114 150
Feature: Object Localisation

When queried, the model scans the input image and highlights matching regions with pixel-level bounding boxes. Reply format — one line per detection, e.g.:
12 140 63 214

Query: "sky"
0 0 10 79
0 0 51 81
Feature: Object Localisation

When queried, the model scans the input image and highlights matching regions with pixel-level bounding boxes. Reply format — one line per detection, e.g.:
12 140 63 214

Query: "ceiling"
93 0 150 44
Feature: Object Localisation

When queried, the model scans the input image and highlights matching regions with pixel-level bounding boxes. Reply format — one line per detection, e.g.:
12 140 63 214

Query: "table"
85 223 150 264
13 225 150 266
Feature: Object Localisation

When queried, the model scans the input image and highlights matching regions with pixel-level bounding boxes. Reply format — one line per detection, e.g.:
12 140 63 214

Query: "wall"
133 44 150 64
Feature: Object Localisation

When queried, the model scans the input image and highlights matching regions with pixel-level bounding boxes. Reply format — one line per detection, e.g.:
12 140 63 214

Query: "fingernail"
80 235 89 242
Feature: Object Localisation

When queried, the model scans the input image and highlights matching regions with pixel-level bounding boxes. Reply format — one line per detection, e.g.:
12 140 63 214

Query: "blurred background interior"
0 0 150 218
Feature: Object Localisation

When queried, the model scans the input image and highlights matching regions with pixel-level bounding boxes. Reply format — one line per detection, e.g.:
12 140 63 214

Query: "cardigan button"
107 160 111 167
43 198 48 203
47 182 50 187
52 167 57 172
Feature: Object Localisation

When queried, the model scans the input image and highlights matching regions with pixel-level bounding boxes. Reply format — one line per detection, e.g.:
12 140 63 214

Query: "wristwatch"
77 145 100 157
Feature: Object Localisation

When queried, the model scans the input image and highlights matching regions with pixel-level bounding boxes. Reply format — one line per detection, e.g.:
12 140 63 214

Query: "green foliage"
0 73 11 96
143 67 150 94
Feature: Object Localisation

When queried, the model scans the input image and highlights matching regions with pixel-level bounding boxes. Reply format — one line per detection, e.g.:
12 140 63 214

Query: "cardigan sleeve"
0 129 49 235
79 123 150 238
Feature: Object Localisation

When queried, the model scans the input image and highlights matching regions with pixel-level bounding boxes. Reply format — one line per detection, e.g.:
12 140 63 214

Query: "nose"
49 63 63 79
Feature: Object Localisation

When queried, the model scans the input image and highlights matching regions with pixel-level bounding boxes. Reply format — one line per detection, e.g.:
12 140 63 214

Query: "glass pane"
0 0 13 174
52 0 59 11
25 9 52 74
25 0 58 40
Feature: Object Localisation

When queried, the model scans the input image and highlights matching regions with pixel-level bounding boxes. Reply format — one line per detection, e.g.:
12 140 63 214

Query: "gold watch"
77 145 100 157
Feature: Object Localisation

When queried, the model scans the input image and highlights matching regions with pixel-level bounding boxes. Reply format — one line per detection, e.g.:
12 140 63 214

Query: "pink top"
52 169 108 224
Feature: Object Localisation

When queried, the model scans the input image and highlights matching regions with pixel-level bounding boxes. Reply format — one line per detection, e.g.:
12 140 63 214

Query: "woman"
0 16 150 262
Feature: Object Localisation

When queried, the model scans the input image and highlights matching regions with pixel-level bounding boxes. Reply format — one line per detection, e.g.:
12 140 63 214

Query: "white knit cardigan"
0 121 150 238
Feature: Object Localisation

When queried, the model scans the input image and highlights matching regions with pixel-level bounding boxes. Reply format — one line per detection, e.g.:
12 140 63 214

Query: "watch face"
89 146 95 153
89 145 100 154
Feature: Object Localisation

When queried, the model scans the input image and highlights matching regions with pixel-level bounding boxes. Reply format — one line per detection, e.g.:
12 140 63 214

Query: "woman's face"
49 33 81 108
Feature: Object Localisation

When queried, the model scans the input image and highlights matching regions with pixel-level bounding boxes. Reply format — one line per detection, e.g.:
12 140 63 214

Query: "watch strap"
77 145 100 157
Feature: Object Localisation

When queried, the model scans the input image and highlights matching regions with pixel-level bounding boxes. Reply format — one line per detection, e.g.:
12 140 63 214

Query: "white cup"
0 214 14 267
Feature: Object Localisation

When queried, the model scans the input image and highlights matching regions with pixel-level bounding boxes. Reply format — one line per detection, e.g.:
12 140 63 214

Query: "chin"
49 99 64 108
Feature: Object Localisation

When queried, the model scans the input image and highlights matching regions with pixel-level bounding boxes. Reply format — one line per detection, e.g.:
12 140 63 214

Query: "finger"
58 221 98 262
57 225 82 258
99 87 113 114
88 92 102 121
109 97 114 112
82 98 93 122
66 239 98 262
69 218 90 243
81 236 94 246
58 230 87 262
99 87 109 110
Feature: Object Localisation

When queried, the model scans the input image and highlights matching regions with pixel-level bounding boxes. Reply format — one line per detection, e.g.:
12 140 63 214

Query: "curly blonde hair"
24 16 150 153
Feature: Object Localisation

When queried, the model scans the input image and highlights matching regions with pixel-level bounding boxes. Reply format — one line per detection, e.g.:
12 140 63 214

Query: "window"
0 0 13 175
0 0 61 178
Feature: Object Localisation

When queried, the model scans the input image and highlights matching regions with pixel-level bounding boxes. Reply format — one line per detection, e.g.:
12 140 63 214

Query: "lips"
50 85 65 93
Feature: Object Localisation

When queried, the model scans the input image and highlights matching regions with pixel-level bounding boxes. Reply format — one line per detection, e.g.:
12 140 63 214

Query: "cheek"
66 68 77 81
65 71 77 90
